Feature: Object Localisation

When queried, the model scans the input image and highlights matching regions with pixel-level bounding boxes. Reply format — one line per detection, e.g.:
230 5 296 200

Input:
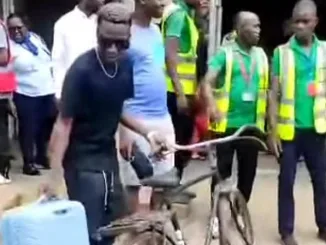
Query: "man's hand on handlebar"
146 131 174 160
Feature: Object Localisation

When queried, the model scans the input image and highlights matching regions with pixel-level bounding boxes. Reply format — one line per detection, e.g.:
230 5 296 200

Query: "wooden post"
208 0 222 57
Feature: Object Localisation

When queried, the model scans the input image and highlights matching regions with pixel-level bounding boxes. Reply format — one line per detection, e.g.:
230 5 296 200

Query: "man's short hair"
97 2 132 25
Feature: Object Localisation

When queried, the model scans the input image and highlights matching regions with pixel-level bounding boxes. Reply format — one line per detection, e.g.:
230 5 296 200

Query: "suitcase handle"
37 194 60 204
37 195 71 215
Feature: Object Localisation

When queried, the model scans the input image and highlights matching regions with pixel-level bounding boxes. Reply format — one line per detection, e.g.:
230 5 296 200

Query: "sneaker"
0 174 11 185
211 216 219 239
281 235 298 245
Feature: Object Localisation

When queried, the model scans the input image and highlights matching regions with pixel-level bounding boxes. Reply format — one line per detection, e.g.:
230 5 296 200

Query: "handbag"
0 21 16 93
130 143 153 180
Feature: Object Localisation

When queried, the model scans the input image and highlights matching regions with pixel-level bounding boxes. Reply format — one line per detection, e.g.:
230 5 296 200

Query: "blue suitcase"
1 197 90 245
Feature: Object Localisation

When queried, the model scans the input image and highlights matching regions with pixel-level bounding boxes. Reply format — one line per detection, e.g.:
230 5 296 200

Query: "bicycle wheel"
204 189 219 245
230 191 254 245
217 191 254 245
119 226 177 245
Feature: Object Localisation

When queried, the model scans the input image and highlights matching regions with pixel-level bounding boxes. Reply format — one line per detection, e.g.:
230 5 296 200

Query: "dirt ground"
0 155 324 245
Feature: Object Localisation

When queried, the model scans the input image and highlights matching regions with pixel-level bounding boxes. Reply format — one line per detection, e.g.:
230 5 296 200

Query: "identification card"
308 82 317 97
242 92 255 102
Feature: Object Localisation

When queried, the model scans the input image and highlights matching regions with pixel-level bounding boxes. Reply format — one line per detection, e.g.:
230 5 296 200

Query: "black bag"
130 143 154 179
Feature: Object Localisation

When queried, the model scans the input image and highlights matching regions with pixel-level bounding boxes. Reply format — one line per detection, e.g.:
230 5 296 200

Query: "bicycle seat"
140 168 181 188
237 125 267 140
231 125 268 151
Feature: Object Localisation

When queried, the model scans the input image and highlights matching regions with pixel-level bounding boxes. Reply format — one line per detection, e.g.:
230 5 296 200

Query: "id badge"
307 82 317 97
242 92 255 102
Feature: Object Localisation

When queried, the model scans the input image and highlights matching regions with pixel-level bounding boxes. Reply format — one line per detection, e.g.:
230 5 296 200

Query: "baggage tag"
138 186 152 205
308 82 318 97
242 91 255 102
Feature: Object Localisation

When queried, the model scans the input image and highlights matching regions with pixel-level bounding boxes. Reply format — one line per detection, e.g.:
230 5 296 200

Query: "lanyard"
20 43 51 56
237 53 257 86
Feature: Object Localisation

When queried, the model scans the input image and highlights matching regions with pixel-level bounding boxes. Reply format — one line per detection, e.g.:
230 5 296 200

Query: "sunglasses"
8 26 24 32
98 37 130 51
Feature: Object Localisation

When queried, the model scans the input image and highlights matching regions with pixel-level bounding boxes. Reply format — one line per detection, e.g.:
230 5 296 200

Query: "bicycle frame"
95 125 267 244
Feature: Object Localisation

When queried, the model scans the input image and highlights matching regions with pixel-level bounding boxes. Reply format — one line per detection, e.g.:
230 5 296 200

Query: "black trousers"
167 92 195 178
64 166 126 245
211 129 259 202
14 93 56 166
0 99 10 172
278 130 326 236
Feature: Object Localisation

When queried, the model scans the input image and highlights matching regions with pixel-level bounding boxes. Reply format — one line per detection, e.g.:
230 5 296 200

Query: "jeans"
167 92 195 178
278 129 326 236
13 93 56 166
211 128 258 202
64 166 126 245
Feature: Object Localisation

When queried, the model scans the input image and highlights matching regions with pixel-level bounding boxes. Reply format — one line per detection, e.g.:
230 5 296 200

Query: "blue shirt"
11 33 55 97
123 23 168 119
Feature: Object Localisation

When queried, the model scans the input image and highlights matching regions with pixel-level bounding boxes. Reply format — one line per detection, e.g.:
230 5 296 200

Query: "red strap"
0 20 11 66
237 53 256 84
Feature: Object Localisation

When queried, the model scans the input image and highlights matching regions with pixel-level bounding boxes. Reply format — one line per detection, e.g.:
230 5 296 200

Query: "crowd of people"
0 0 325 244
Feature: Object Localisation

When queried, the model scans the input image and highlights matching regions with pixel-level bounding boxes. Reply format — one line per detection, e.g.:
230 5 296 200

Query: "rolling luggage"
1 196 90 245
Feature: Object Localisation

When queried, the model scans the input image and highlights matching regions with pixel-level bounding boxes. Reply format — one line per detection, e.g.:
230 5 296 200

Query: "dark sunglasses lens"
100 38 129 50
9 26 22 32
116 40 129 50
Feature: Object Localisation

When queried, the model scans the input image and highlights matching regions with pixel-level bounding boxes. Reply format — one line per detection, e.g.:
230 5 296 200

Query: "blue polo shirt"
123 23 168 119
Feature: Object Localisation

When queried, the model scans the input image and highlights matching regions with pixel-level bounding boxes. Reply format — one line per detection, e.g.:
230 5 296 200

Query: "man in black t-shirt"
42 3 169 245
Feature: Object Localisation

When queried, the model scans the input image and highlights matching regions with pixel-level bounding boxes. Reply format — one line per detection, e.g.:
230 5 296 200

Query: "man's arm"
120 114 150 139
165 11 186 96
0 24 9 67
48 64 83 182
268 48 280 130
199 50 226 112
51 22 66 100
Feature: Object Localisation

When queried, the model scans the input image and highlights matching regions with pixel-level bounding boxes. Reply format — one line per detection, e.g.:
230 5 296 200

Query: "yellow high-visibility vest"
161 3 199 95
277 43 326 140
209 46 269 133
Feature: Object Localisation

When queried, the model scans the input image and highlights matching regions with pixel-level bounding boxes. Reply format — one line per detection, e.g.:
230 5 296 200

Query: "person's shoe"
0 174 11 185
281 235 298 245
23 165 40 176
318 229 326 242
34 163 50 170
36 157 51 170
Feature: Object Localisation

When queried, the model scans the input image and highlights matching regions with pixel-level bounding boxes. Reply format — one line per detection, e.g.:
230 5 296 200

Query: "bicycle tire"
217 194 232 245
118 226 177 245
217 191 254 245
230 191 254 245
204 190 219 245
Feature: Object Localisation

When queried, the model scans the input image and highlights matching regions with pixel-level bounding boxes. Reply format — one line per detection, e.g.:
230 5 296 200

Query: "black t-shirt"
60 49 134 171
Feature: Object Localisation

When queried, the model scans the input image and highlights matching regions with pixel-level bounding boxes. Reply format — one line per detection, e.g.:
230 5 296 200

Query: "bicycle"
93 125 268 245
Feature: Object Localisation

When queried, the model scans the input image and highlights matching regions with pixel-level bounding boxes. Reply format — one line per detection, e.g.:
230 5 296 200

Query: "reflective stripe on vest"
277 43 326 140
209 47 269 133
161 3 199 95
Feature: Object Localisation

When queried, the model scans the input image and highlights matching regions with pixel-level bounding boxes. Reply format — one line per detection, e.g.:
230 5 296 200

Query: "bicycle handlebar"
175 125 266 150
158 125 268 156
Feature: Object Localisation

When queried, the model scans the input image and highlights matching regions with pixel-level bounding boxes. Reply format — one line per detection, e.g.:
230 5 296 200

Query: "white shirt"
51 6 97 99
11 33 55 97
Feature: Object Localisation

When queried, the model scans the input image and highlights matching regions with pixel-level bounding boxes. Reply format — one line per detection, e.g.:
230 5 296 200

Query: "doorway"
222 0 326 57
23 0 76 48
